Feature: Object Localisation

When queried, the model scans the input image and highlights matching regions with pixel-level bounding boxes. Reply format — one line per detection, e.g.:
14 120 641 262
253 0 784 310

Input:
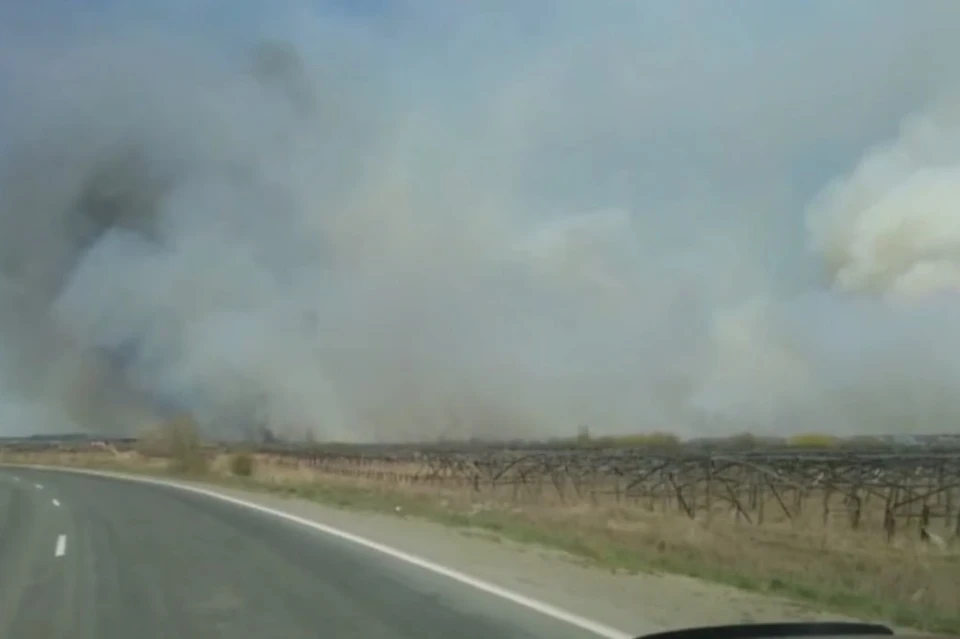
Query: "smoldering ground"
3 1 960 441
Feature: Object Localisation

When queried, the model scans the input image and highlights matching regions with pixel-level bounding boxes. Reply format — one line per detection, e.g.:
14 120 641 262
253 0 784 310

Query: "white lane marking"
34 483 43 490
6 465 630 639
55 534 67 557
52 499 60 507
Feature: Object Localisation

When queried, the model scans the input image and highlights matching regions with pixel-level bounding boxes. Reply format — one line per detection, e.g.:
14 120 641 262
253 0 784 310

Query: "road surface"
0 467 622 639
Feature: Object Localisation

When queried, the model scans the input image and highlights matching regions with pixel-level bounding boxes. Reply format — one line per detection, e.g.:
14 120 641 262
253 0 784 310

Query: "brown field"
2 432 959 634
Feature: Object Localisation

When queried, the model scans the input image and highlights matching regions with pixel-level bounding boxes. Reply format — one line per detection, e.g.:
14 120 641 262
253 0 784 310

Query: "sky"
0 0 954 198
2 1 960 440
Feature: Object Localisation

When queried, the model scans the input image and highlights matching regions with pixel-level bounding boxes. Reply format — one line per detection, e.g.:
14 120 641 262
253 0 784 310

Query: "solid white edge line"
4 464 632 639
52 498 60 507
55 534 67 557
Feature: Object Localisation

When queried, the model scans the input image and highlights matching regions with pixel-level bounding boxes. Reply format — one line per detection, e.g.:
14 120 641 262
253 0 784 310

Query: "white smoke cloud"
809 102 960 301
2 1 960 440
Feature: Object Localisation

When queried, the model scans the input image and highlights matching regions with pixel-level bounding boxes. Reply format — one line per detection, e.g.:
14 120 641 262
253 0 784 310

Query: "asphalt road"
0 467 617 639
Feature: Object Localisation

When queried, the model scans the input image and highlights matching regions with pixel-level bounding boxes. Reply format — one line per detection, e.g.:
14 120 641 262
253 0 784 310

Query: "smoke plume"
2 1 960 441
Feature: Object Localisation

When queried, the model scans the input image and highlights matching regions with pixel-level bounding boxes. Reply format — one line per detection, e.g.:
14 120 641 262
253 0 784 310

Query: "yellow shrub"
787 432 838 448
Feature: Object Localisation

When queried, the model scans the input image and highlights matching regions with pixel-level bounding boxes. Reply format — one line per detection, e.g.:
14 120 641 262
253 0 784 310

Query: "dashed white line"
55 534 67 557
34 483 43 490
52 498 60 507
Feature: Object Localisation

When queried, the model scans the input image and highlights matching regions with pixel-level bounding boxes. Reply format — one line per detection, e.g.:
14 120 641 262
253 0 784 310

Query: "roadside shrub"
229 452 255 477
136 416 209 475
167 419 209 475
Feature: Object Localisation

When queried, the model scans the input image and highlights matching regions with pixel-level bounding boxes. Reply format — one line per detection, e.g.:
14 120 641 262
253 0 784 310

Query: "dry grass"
2 441 958 634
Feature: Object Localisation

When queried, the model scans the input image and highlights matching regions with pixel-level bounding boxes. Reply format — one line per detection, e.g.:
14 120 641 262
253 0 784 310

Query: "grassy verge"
4 448 958 634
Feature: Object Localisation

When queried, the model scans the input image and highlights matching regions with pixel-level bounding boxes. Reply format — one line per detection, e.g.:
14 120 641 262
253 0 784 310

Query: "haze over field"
2 0 960 441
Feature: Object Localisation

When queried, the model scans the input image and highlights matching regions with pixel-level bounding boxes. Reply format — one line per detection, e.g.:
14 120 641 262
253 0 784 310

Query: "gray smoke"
2 1 960 441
